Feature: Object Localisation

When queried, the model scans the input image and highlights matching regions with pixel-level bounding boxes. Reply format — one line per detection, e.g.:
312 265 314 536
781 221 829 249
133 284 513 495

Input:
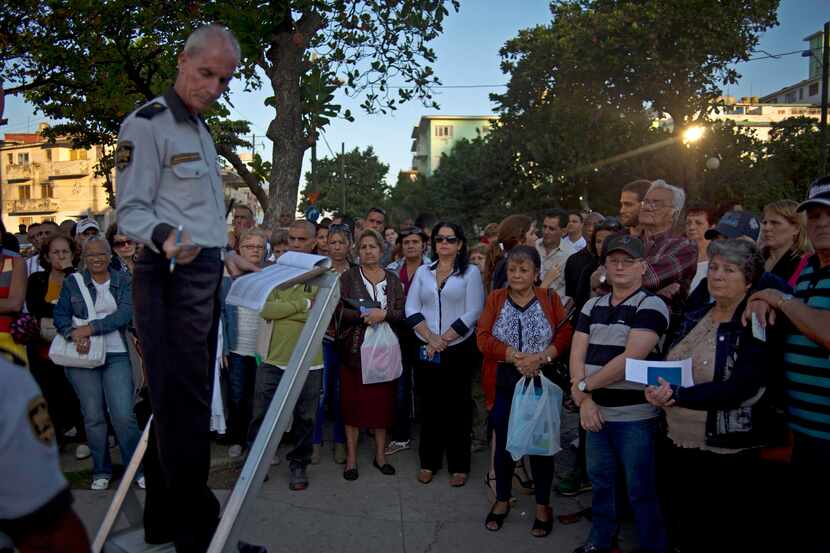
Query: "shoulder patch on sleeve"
115 141 134 171
28 396 55 445
136 102 168 119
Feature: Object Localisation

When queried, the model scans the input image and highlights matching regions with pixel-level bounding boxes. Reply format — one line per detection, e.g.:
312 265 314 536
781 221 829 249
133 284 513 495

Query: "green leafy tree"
2 0 459 225
299 146 389 218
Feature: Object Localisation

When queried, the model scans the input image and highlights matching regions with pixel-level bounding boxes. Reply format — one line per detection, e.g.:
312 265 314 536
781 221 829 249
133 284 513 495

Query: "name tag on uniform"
170 153 202 165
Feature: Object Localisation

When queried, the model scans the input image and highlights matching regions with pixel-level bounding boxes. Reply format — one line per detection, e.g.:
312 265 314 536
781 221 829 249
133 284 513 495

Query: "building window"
20 217 33 227
18 184 31 200
6 153 12 165
40 183 54 198
45 149 52 162
785 91 797 103
799 88 804 100
17 152 30 164
434 125 453 138
810 83 820 97
70 149 87 161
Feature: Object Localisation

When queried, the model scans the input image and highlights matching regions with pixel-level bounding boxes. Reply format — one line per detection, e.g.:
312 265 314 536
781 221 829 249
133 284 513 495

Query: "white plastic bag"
48 274 106 369
360 322 403 385
506 374 563 460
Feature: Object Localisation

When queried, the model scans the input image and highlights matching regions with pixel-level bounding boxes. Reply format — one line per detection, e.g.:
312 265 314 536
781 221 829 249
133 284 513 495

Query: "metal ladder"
95 270 340 553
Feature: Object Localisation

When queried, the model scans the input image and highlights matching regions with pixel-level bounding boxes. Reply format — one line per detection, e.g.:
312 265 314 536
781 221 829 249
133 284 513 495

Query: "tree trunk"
262 11 324 229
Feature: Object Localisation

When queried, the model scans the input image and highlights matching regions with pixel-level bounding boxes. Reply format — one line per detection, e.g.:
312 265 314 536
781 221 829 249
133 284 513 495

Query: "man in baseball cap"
74 218 100 249
797 175 830 212
603 233 645 259
704 211 760 242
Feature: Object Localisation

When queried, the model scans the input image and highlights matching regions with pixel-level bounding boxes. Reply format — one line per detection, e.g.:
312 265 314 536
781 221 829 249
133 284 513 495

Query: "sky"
3 0 829 191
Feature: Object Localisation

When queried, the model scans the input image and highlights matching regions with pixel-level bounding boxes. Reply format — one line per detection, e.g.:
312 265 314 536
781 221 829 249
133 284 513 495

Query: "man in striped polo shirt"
748 176 830 553
570 234 669 553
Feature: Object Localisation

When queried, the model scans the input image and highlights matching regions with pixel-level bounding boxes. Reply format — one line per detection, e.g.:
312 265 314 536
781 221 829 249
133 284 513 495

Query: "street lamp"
682 125 705 144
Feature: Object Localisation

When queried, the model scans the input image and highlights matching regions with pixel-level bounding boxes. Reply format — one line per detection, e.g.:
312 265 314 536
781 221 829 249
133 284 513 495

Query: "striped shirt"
784 256 830 441
576 288 669 422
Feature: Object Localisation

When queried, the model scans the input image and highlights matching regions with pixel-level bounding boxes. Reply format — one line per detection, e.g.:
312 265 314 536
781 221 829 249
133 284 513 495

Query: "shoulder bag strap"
73 272 98 319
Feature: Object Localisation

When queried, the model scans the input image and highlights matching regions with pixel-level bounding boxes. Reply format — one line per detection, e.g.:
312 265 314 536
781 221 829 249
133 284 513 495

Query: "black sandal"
484 502 510 532
513 457 535 494
343 467 359 481
531 506 553 537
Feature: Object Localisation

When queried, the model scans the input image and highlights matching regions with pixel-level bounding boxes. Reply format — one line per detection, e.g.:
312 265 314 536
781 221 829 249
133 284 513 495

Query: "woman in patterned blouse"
477 245 573 537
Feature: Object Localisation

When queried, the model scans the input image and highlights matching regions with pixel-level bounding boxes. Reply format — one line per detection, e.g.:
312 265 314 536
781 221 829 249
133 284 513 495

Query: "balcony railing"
5 198 61 214
4 164 34 182
49 159 89 178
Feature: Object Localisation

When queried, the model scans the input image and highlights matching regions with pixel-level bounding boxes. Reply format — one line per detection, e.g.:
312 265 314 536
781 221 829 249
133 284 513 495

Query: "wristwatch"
577 378 590 393
777 293 794 310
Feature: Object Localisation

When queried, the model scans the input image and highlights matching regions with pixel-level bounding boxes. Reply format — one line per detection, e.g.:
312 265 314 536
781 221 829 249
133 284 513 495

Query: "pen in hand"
169 225 183 273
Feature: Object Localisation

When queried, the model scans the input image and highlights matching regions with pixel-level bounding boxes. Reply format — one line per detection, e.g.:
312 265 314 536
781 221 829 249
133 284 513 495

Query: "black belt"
142 246 223 262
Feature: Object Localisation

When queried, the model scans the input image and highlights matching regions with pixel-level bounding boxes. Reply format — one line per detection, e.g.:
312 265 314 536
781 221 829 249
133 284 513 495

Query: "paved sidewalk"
71 428 640 553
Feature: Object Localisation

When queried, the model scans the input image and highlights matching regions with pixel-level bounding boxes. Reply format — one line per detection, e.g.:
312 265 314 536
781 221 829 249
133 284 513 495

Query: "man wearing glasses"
570 234 669 553
593 180 697 342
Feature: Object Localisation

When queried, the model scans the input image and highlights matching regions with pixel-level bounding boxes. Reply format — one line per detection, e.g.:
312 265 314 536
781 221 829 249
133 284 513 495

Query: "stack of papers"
225 252 332 312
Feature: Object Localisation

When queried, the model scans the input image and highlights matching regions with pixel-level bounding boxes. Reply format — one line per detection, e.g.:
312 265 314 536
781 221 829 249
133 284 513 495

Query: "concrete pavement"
69 424 640 553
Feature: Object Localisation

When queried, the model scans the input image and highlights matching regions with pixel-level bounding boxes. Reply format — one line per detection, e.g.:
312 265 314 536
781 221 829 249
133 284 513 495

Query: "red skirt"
339 363 396 429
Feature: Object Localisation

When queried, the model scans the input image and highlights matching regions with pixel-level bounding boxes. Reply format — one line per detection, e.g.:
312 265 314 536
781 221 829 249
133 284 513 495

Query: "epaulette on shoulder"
135 102 168 120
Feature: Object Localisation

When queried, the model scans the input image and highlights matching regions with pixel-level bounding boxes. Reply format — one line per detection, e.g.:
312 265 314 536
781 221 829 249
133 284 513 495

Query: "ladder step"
103 528 174 553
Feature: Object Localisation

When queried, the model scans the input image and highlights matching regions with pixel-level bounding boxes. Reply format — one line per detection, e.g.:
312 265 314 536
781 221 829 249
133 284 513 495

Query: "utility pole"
820 21 829 178
340 142 345 214
0 80 6 219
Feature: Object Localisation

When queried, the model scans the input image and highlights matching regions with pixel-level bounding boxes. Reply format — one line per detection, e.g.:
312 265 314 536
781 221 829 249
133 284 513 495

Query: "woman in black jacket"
646 239 772 552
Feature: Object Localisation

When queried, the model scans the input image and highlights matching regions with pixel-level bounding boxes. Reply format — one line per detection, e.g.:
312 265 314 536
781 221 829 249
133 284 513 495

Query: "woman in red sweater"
477 245 573 537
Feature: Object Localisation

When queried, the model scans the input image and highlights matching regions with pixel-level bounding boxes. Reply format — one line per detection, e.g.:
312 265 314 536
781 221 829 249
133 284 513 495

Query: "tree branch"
215 143 269 212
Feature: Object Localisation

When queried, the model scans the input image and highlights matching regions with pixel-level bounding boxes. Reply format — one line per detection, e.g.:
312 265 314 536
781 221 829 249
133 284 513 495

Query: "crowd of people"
3 173 830 552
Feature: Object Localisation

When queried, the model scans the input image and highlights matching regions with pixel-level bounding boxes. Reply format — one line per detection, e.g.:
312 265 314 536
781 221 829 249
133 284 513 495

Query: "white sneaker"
91 478 110 490
385 440 411 456
136 476 146 489
228 445 243 459
64 426 78 438
75 444 91 460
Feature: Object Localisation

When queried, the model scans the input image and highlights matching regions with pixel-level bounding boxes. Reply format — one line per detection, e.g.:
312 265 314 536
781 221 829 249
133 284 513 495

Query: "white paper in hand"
625 358 694 388
225 252 331 311
751 312 767 343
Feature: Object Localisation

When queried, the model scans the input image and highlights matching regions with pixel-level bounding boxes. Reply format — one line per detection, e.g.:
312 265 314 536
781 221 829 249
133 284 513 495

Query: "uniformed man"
116 24 256 553
0 355 91 553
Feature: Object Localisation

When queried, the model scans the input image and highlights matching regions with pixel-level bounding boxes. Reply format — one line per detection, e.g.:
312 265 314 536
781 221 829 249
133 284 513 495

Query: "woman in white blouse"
405 222 485 486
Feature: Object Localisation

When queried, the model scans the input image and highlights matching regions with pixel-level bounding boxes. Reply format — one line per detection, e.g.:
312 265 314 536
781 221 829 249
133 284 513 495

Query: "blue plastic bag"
506 375 563 460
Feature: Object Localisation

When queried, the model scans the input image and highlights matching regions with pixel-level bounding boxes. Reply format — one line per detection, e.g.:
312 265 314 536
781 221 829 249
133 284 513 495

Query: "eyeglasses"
641 199 671 210
435 236 459 244
113 240 134 248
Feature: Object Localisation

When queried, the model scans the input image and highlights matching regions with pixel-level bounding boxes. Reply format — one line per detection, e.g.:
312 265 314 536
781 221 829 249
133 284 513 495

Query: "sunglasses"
113 240 134 248
434 235 459 244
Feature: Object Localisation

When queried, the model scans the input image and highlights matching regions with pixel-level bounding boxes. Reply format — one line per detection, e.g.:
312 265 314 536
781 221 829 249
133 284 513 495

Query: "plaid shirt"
641 230 698 310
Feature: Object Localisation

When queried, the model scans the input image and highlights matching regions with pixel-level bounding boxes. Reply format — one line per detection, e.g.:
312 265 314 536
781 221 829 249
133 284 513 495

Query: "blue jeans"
65 352 142 480
313 340 345 445
226 352 257 445
586 418 666 553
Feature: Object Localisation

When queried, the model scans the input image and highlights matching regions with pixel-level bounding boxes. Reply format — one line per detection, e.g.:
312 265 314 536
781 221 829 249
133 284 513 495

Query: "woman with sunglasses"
405 222 485 486
106 224 138 274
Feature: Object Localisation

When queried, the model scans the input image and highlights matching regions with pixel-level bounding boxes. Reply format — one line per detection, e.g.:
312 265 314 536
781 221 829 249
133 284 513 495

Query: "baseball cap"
75 218 100 236
797 176 830 212
603 234 645 259
705 211 760 241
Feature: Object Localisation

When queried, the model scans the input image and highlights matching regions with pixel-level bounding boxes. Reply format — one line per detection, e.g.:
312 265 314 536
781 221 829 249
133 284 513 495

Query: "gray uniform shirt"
0 360 67 520
116 88 226 252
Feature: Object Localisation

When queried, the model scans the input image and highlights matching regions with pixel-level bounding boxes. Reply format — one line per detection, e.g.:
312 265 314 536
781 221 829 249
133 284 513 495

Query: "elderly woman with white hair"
646 239 773 552
53 236 142 491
